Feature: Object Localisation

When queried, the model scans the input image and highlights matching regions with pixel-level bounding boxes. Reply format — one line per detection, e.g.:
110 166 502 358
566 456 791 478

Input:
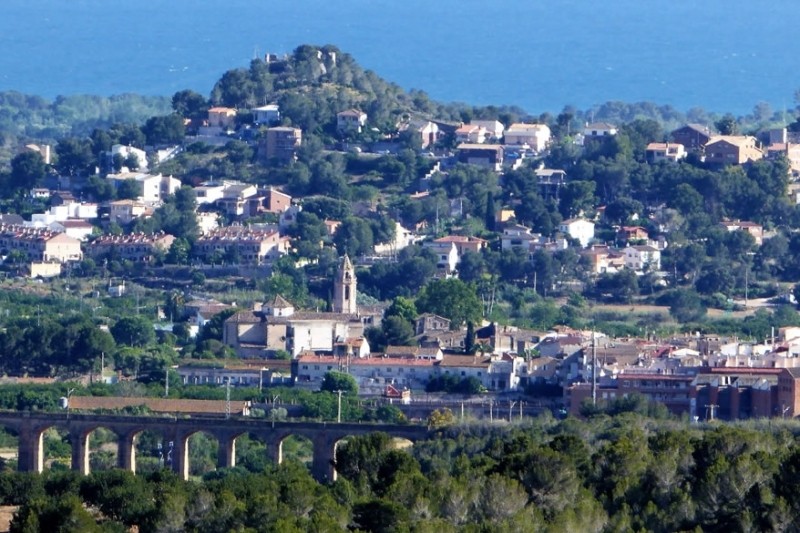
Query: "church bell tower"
333 254 357 314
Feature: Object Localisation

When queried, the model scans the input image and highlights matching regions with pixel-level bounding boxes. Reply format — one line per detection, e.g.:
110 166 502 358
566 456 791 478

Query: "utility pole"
336 390 344 423
489 399 493 422
591 330 597 406
509 401 517 422
225 377 231 420
164 366 170 398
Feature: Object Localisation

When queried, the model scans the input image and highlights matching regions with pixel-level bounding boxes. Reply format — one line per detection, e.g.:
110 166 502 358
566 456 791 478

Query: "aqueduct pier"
0 411 432 482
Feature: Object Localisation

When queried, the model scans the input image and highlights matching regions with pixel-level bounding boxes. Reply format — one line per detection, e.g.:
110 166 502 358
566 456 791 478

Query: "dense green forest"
4 410 800 532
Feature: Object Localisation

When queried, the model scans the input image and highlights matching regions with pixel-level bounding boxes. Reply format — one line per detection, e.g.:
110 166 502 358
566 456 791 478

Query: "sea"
2 0 800 116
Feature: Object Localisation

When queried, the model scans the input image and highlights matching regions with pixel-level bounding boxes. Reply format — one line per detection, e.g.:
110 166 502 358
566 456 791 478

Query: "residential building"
583 122 618 143
261 126 302 163
278 204 302 231
645 142 686 163
109 200 150 225
720 219 764 245
558 218 595 248
194 226 288 265
437 355 495 389
0 225 82 263
704 136 764 165
111 144 148 171
433 235 488 255
471 120 505 141
457 143 504 170
766 142 800 179
206 107 237 130
177 361 292 388
691 368 800 420
262 187 292 213
415 314 451 335
423 241 459 278
194 182 226 205
501 224 541 251
86 232 175 263
401 119 440 149
252 104 280 125
670 124 713 151
582 246 624 274
616 226 649 243
293 353 437 391
51 219 94 241
216 182 259 217
455 124 487 144
105 172 181 204
624 245 661 272
373 221 420 255
29 202 98 225
566 371 696 417
535 168 567 198
336 109 367 133
504 123 551 152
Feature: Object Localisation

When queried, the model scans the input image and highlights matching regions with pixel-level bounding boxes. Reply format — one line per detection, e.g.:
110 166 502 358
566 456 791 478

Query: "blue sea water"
2 0 800 115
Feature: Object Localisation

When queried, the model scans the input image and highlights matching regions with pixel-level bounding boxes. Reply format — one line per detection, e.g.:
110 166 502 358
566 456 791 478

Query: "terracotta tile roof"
68 396 250 415
437 355 492 368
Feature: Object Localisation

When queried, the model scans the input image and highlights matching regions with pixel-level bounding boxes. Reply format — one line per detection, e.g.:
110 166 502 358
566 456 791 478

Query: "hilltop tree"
9 151 47 191
142 113 185 145
714 113 738 135
110 316 156 347
54 137 94 177
321 371 358 395
171 89 208 120
416 278 483 329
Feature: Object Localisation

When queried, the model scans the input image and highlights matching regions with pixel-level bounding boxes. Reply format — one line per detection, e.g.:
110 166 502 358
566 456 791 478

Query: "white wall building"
504 123 551 152
559 218 595 248
111 144 148 171
253 104 280 125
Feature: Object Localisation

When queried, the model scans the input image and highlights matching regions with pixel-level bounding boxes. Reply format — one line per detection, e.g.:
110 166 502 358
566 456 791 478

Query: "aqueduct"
0 411 431 482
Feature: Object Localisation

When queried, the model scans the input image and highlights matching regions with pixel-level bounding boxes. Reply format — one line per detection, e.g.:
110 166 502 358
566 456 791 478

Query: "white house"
455 124 487 144
194 182 226 205
423 241 459 277
501 224 541 251
583 122 618 143
106 172 181 204
471 120 505 141
336 109 367 134
504 123 551 152
111 144 148 171
624 245 661 272
28 202 98 227
252 104 280 125
373 221 420 255
645 142 687 163
51 219 94 241
559 218 595 248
